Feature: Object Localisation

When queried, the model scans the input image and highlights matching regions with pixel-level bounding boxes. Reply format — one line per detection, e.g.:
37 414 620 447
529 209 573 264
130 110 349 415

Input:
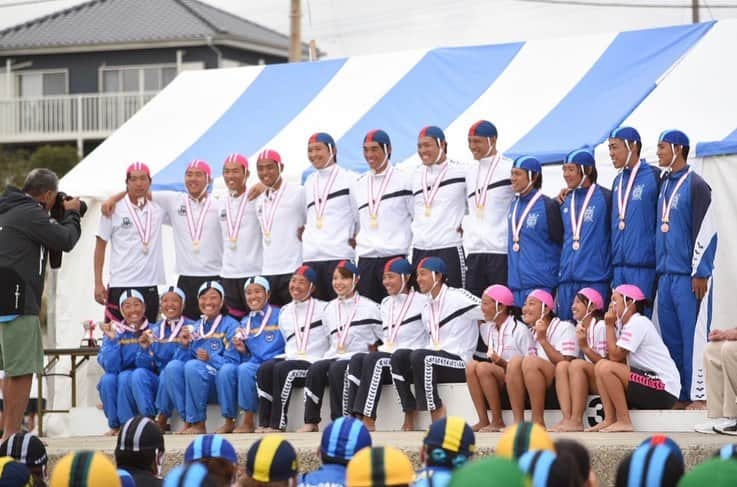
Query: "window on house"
100 65 178 93
17 71 67 97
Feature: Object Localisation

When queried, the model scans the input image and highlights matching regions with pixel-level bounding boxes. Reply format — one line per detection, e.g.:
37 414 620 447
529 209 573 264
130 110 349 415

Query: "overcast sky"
1 0 737 57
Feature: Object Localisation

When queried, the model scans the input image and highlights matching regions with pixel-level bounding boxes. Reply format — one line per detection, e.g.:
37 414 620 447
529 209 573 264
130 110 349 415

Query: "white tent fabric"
46 20 737 436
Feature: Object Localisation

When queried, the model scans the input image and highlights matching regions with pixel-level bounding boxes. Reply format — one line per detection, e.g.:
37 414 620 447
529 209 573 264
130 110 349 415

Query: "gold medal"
433 339 440 350
385 341 395 352
661 222 670 233
369 215 378 229
476 205 484 218
513 242 520 252
316 217 324 229
337 345 345 355
229 237 237 250
424 205 431 217
618 220 626 231
298 350 306 357
572 240 580 251
142 243 149 255
192 240 200 253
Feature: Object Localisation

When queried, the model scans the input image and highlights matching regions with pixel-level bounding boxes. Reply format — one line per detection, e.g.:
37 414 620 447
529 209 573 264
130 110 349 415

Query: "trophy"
81 320 99 348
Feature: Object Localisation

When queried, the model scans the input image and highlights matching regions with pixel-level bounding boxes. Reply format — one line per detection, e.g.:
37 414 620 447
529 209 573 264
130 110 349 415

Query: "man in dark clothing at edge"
0 168 82 440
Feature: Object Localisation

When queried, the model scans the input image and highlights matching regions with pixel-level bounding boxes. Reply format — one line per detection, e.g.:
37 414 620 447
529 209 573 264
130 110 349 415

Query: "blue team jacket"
507 189 563 292
611 161 660 268
224 305 285 365
560 184 612 283
135 317 195 372
98 325 147 374
187 314 239 370
298 464 347 487
656 166 717 277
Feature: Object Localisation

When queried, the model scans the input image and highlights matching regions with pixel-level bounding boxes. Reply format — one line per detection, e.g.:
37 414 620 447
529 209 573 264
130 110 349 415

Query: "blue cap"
295 264 318 284
246 435 299 482
625 442 684 487
609 126 641 143
309 132 336 149
118 469 136 487
384 257 413 275
565 149 596 167
639 435 683 465
161 286 186 304
119 289 145 309
184 434 237 464
513 155 542 174
197 280 225 299
419 126 446 142
336 259 359 276
364 129 391 147
717 444 737 460
320 417 372 464
244 276 271 293
659 129 690 147
423 416 476 464
163 463 216 487
518 450 558 487
418 256 447 275
468 120 498 138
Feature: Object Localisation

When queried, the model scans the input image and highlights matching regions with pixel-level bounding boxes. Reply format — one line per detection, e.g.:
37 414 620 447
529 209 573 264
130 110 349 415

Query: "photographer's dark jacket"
0 186 81 316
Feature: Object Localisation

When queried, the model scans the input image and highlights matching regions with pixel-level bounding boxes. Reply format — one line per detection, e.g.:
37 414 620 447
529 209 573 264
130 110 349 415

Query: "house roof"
0 0 308 56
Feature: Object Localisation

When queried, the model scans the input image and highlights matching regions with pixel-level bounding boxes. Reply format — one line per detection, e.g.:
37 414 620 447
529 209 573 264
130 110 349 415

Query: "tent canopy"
61 20 737 196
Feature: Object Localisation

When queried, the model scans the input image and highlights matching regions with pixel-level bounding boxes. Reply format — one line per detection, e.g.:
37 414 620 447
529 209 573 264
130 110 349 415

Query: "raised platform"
43 431 732 486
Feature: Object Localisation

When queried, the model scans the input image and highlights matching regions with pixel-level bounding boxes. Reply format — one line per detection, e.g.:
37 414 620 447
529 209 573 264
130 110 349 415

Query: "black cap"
0 432 47 467
116 416 165 452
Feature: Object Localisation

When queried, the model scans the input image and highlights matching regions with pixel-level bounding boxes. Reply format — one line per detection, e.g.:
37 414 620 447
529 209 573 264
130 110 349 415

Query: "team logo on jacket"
121 217 132 228
584 206 595 222
265 332 275 343
526 212 539 228
177 205 187 216
671 193 681 209
632 184 644 201
219 209 227 220
211 342 219 351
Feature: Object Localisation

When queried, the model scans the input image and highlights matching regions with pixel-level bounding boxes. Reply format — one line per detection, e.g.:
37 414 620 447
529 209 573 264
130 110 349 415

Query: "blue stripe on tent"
336 42 524 171
505 22 714 164
696 127 737 157
152 58 347 191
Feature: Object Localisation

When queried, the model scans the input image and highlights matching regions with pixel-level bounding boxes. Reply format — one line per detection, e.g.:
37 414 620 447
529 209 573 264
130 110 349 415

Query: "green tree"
0 145 79 192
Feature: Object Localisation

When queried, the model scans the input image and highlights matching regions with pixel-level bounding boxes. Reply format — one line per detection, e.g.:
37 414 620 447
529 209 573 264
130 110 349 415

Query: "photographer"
0 168 82 440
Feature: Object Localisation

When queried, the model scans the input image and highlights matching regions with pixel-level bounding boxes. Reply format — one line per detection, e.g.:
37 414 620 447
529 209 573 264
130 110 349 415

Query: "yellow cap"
495 422 554 460
50 451 121 487
346 446 414 487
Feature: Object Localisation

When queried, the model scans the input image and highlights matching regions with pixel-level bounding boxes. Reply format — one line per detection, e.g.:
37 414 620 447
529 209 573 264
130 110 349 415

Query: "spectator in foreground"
414 416 476 487
346 446 414 487
0 432 48 486
115 416 165 487
243 435 299 487
50 451 121 487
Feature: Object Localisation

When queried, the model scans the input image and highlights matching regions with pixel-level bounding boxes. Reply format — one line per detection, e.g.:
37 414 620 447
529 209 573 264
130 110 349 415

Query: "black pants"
304 358 350 424
303 260 342 302
222 276 250 320
266 273 293 307
391 348 466 411
177 275 220 320
357 255 405 303
256 358 310 430
350 352 393 418
411 246 466 289
105 286 159 323
465 253 508 297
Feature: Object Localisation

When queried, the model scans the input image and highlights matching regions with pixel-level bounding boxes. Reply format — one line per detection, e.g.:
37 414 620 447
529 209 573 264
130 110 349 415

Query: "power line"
516 0 737 7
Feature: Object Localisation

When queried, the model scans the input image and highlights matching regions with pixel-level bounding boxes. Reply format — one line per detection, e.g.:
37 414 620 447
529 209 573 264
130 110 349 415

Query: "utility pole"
692 0 700 23
289 0 301 62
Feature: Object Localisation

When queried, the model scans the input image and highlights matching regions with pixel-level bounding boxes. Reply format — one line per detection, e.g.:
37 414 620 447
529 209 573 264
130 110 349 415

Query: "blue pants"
163 360 187 419
512 286 554 309
557 281 610 321
657 273 711 401
238 361 262 413
613 266 656 318
184 359 218 423
97 370 136 429
155 367 174 416
216 363 238 419
130 368 159 417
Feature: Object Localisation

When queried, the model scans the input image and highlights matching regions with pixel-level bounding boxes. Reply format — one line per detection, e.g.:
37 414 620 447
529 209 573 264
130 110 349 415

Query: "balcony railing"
0 91 158 143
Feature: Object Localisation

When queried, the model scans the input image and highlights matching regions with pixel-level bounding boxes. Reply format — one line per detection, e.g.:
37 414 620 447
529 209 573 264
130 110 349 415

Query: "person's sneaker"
694 417 735 434
715 420 737 436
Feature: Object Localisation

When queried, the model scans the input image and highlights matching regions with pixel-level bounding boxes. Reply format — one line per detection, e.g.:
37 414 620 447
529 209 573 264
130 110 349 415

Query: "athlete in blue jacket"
128 286 193 432
298 417 372 487
608 127 660 315
179 281 238 434
557 149 612 321
216 276 284 434
97 289 151 435
655 129 717 405
507 156 563 307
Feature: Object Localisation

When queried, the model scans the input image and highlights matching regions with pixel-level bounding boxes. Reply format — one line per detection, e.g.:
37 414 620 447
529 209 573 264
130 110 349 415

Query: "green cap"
449 457 530 487
678 458 737 487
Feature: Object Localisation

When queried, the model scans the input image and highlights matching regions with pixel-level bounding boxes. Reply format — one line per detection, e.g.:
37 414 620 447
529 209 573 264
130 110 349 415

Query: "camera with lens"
49 191 87 269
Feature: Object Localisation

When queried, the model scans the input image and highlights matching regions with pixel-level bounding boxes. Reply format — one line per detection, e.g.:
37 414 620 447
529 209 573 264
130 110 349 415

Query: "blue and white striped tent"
56 20 737 350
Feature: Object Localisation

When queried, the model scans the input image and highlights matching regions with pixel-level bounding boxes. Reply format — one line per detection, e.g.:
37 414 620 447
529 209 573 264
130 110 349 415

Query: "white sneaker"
694 417 736 434
715 420 737 436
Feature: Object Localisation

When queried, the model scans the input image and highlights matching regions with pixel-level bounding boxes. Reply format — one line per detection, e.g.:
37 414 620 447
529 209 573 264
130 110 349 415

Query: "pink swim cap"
483 285 515 307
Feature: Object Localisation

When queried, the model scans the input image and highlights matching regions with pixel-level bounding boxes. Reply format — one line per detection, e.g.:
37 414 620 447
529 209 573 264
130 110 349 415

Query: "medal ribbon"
185 195 211 244
336 294 361 350
367 166 394 219
198 314 223 339
261 184 287 236
159 318 184 342
428 286 448 345
124 197 152 249
488 316 512 355
387 291 415 344
569 184 597 243
225 192 249 242
422 162 449 211
114 319 149 334
545 318 560 343
616 161 641 224
313 165 339 222
474 154 501 209
240 306 273 339
660 168 691 223
293 298 315 354
511 190 543 243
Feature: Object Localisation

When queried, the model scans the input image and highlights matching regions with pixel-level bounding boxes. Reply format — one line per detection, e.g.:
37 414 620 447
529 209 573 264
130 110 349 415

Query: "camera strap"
0 268 25 315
